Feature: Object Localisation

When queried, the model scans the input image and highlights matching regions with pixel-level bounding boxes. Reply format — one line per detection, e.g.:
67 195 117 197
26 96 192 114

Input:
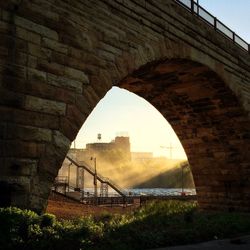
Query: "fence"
175 0 249 53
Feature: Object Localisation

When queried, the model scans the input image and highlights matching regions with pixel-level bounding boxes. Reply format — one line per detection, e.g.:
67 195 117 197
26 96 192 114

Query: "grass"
1 201 250 250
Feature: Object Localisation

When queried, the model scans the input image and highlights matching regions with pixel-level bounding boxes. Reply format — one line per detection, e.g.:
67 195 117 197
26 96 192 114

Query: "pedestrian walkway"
151 235 250 250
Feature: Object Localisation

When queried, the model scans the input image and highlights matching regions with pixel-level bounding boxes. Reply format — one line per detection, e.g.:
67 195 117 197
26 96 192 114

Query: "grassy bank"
1 201 250 250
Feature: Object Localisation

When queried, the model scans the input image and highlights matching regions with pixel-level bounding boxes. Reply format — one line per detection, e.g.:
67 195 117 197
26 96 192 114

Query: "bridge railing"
175 0 249 53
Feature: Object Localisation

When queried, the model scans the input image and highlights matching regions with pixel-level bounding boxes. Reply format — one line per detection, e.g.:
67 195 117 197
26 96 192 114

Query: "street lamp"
181 163 185 195
68 162 72 191
181 162 189 196
90 157 98 199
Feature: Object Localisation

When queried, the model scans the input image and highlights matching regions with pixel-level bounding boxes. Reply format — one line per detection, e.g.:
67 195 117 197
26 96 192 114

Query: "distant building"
60 135 131 165
85 136 131 162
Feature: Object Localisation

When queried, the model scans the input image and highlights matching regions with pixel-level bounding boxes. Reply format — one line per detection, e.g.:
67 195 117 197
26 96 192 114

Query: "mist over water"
59 154 195 192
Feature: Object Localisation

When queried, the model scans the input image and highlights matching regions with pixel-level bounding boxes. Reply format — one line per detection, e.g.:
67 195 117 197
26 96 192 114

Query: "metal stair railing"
102 177 127 196
54 176 68 184
66 156 127 197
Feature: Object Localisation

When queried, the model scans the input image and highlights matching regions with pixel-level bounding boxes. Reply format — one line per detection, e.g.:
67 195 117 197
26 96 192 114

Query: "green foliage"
1 202 250 250
40 213 56 227
0 206 39 249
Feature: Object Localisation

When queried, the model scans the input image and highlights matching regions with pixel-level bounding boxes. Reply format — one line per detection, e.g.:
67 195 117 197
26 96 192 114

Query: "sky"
73 1 249 159
198 0 250 42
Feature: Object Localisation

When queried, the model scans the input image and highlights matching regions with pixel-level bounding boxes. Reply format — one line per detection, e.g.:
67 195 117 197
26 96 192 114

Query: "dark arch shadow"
117 58 250 211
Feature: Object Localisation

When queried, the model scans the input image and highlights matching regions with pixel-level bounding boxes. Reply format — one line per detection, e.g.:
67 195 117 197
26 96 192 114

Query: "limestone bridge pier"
0 0 249 213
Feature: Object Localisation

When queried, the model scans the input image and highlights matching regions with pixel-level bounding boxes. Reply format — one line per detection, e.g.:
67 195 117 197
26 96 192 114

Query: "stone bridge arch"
118 57 250 212
0 0 249 213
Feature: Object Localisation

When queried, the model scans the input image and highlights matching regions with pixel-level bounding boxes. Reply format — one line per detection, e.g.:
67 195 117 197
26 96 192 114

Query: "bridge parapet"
176 0 249 53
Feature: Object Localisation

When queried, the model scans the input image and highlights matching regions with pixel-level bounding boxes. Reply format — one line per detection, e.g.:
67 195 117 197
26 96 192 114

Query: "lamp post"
91 157 98 199
68 162 72 192
181 162 189 196
181 163 185 195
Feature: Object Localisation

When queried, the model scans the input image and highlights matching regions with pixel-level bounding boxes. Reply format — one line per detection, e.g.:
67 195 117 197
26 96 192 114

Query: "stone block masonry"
0 0 249 213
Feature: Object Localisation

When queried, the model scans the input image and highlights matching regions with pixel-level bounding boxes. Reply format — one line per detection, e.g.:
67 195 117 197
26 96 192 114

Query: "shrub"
40 213 56 227
0 207 39 247
1 201 250 250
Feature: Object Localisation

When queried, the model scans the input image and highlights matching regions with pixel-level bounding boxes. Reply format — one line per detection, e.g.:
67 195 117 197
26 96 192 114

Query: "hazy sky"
73 1 249 159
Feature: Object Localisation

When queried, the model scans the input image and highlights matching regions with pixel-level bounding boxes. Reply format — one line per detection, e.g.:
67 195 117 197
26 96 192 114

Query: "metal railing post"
191 0 194 14
214 17 217 31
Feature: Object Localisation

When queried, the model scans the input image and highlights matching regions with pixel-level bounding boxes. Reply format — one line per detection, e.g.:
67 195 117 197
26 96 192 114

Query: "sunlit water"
126 188 196 196
81 188 196 196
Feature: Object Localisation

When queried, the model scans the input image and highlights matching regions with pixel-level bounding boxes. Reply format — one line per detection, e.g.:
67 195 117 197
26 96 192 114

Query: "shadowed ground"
152 235 250 250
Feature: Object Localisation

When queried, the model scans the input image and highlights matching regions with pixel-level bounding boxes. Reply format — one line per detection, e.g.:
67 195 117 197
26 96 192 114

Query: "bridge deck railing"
175 0 249 53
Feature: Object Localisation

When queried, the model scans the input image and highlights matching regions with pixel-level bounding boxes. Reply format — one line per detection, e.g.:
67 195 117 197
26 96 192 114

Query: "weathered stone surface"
0 157 38 176
3 11 59 40
52 130 71 153
42 37 68 54
28 68 47 82
64 67 89 84
47 73 83 93
16 26 41 45
0 0 249 213
0 140 45 158
3 124 52 142
0 106 60 130
24 95 66 115
3 75 76 104
59 117 79 141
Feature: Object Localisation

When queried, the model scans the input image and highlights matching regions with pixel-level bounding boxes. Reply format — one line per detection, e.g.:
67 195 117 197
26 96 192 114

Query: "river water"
80 187 196 196
125 188 196 196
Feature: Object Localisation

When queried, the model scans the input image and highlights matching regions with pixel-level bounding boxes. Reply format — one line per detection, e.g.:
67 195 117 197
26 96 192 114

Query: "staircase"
61 156 127 197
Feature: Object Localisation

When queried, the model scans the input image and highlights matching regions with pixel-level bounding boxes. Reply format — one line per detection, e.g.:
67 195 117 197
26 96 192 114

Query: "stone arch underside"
0 0 249 213
118 59 250 212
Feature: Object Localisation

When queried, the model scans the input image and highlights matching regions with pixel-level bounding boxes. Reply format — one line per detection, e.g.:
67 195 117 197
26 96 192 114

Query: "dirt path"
46 192 137 219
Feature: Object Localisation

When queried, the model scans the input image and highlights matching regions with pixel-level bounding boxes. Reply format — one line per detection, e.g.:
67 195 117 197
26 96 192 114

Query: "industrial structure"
54 134 152 205
53 155 131 206
53 155 196 206
53 134 194 206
